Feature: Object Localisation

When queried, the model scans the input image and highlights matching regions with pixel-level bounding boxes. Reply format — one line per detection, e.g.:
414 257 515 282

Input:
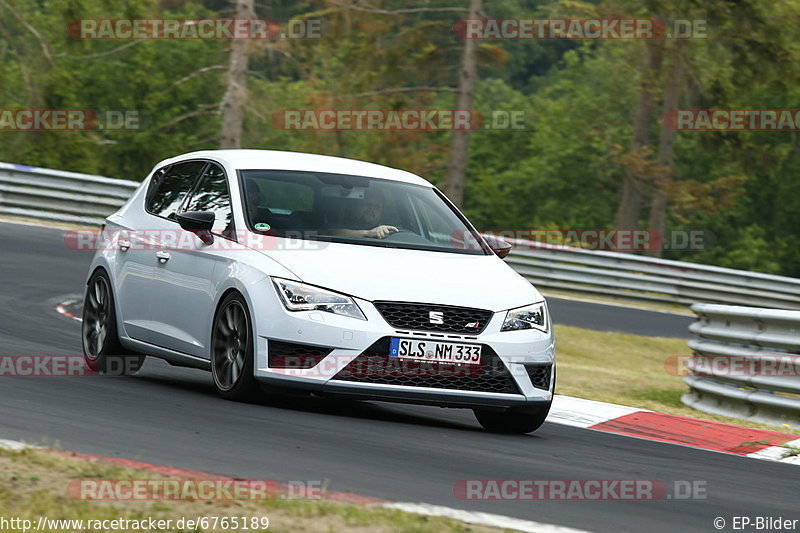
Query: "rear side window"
145 160 206 219
182 163 233 235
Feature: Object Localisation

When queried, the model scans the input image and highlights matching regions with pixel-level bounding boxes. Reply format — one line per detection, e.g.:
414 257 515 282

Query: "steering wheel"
382 228 420 240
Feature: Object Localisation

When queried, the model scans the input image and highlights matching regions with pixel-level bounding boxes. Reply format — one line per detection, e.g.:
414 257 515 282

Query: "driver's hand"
366 225 398 239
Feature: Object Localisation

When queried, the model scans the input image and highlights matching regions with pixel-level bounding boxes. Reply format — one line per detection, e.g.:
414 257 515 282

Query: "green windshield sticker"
254 223 271 231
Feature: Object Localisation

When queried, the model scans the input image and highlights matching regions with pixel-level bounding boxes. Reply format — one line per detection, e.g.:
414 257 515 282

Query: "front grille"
525 364 552 390
332 337 521 394
373 302 493 335
268 340 333 369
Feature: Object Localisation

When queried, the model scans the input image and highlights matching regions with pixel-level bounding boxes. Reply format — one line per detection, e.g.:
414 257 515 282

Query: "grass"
0 448 508 533
554 324 799 434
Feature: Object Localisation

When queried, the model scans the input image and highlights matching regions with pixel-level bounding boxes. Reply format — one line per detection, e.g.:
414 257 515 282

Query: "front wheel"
211 293 260 401
82 270 145 375
473 402 552 434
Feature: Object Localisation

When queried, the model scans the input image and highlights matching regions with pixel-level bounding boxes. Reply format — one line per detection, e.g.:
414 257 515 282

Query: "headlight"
272 278 366 320
501 302 547 332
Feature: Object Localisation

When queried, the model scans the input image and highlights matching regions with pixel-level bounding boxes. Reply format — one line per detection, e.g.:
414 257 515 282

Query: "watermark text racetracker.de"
665 109 800 131
453 18 707 40
454 479 707 500
71 478 325 501
267 354 498 378
68 18 322 40
0 355 90 377
665 354 800 378
64 229 330 252
0 109 144 131
271 109 527 131
0 355 142 377
473 229 709 252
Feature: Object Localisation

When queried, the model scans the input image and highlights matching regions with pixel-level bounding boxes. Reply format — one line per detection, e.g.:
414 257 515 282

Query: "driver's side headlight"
272 278 366 320
501 302 547 332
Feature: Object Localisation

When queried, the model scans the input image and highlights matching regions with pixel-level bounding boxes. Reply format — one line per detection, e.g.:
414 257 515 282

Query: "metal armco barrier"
683 304 800 429
0 162 139 225
505 242 800 310
2 160 799 309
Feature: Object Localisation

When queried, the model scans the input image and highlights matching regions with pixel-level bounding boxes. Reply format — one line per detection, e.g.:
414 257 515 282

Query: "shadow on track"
130 359 529 435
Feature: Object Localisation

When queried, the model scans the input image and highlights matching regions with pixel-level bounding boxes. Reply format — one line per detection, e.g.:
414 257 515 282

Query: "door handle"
118 239 131 251
156 251 171 263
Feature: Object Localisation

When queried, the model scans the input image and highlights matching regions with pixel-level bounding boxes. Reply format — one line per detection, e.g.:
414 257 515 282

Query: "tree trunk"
219 0 255 149
614 40 664 231
443 0 482 208
646 42 683 258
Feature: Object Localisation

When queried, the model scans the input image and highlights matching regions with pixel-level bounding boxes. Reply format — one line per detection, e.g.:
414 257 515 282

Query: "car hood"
260 241 542 311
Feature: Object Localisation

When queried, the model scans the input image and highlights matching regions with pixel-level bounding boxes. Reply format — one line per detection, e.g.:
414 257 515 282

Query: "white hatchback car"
83 150 555 433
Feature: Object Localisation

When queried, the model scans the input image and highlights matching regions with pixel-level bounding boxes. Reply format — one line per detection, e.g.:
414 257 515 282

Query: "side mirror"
483 235 512 259
177 211 215 245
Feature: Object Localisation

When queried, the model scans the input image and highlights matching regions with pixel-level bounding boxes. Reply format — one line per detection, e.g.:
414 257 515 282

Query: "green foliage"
1 0 799 276
464 43 638 230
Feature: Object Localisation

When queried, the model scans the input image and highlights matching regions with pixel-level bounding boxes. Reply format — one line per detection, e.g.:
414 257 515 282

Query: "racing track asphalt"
0 221 794 533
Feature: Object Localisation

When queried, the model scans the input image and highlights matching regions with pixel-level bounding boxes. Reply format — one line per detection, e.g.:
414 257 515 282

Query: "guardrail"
2 160 799 309
683 303 800 429
0 162 139 226
505 242 800 310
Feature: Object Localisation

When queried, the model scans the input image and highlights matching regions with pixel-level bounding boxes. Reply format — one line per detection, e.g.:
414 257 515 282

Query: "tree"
614 39 663 231
220 0 256 149
443 0 482 207
645 39 684 257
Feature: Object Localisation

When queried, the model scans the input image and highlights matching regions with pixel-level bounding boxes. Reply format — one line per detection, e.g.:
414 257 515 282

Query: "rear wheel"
211 293 260 401
82 270 145 375
474 402 551 434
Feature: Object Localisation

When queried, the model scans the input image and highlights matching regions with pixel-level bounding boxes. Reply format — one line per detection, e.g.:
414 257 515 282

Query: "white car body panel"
261 243 542 311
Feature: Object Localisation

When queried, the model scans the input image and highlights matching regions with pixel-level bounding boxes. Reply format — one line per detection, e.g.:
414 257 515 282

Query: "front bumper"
252 292 555 409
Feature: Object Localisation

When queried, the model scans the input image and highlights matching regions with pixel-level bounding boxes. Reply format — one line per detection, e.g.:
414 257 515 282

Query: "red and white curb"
55 297 82 322
0 439 588 533
548 396 800 465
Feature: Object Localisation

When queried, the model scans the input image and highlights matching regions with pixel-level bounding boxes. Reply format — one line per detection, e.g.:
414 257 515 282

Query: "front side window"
182 163 233 235
145 160 206 220
411 193 463 248
239 170 488 255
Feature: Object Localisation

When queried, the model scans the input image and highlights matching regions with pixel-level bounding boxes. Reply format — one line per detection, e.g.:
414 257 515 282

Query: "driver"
326 189 398 239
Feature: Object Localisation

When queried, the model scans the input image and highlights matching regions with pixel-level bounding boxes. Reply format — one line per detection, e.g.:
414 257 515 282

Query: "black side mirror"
177 211 215 245
483 235 513 259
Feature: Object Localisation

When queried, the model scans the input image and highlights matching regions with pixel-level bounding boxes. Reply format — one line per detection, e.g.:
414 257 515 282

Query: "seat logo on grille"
428 311 444 324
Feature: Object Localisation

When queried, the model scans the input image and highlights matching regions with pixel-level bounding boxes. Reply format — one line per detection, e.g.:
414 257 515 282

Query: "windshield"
239 170 488 255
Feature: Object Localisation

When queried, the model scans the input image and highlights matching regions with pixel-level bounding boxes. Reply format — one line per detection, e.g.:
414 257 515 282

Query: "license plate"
389 338 481 365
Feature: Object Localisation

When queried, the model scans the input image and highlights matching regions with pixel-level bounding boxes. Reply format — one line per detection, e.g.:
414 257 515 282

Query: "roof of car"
157 149 432 187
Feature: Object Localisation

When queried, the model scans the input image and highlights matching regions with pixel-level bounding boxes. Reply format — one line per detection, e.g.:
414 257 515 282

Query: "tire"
475 367 556 434
210 292 260 401
82 270 145 375
474 402 551 434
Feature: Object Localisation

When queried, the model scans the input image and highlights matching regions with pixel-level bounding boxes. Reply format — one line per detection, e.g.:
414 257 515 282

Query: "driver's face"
355 199 382 226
